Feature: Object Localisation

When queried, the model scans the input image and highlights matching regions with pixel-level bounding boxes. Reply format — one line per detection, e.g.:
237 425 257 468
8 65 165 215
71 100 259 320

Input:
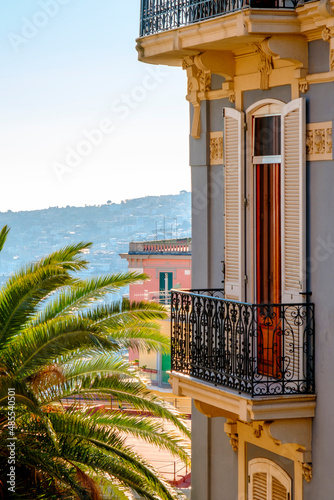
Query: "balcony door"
253 115 282 377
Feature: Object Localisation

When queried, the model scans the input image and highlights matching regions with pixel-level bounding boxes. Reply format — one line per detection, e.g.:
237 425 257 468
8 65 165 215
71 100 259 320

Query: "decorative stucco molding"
302 463 313 483
183 58 203 139
199 70 211 93
306 122 333 161
252 42 273 90
228 92 236 103
253 423 263 438
322 26 332 41
299 79 309 93
224 421 239 452
210 132 224 165
330 49 334 71
229 434 239 452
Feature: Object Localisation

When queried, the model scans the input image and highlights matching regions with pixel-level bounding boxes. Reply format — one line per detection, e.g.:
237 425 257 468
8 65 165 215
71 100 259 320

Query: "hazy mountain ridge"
0 192 191 285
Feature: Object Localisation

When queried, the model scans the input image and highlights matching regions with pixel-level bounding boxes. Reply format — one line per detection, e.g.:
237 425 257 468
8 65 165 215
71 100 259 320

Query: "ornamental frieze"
210 132 224 165
306 122 333 161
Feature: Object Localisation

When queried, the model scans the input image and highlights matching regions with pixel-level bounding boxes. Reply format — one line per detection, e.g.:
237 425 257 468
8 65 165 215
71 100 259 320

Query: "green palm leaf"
0 225 9 253
0 241 190 499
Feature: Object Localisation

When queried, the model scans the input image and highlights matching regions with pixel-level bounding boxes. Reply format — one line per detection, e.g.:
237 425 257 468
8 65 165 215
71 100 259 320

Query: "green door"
161 353 171 384
159 272 173 304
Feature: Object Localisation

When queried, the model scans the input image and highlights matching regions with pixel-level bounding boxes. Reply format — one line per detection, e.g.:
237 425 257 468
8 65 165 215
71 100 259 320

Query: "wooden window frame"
248 458 292 500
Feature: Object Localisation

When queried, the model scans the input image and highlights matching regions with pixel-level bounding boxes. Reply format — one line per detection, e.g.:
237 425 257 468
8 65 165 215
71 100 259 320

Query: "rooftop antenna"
163 217 166 241
155 222 158 241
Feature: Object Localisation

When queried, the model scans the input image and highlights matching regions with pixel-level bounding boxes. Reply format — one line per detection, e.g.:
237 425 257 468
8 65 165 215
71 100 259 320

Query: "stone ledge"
169 372 316 422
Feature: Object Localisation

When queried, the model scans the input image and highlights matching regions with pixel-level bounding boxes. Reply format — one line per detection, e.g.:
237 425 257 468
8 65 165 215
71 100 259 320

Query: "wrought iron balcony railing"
140 0 300 37
171 290 315 397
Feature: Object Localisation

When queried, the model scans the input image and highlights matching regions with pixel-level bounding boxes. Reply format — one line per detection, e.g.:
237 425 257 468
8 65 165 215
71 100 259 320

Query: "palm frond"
6 317 118 380
29 272 152 327
0 225 9 253
39 374 190 439
50 416 180 500
90 411 190 464
61 353 136 380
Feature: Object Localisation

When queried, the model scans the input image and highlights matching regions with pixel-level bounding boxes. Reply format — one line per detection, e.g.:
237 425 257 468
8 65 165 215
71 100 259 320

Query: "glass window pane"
254 116 281 156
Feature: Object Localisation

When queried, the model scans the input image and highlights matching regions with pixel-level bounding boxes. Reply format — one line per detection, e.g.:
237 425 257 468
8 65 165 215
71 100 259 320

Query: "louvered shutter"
223 108 245 301
249 459 291 500
281 98 306 304
252 472 267 500
272 477 288 500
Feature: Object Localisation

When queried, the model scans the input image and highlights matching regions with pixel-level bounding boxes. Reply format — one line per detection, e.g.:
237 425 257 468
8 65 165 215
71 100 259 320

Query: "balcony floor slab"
169 372 316 422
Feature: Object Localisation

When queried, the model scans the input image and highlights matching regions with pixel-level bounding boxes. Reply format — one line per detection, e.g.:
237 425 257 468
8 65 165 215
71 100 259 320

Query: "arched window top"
248 458 292 500
246 98 286 117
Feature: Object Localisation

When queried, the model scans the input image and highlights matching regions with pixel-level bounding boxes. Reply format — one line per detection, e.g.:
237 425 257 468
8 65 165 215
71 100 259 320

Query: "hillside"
0 192 191 285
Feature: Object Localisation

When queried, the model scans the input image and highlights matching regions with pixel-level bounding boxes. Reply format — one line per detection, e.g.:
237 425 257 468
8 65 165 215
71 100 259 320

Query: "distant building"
120 238 191 387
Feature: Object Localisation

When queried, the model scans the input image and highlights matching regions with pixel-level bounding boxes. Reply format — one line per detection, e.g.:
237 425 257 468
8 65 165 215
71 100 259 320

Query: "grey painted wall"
191 406 211 500
243 85 291 111
192 166 210 288
308 40 329 74
305 157 334 500
211 73 225 90
191 165 225 289
305 81 334 122
208 165 225 288
191 405 238 500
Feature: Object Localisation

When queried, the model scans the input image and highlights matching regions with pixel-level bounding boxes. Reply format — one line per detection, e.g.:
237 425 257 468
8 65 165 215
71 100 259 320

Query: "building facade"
137 1 334 499
120 238 191 386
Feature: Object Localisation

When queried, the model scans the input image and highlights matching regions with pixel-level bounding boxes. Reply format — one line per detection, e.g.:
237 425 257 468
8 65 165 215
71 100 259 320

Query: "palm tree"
0 226 190 500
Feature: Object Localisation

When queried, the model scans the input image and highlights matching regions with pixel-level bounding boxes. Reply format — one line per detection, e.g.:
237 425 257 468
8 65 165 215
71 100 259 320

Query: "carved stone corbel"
317 0 334 18
229 92 236 103
259 36 309 94
252 42 273 91
224 421 238 452
299 79 309 93
228 434 239 452
194 50 235 82
302 463 312 483
191 100 201 140
253 423 263 438
183 58 202 139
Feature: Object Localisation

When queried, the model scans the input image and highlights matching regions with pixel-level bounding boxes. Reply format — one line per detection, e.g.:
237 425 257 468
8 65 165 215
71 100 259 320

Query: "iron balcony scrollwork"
139 0 302 37
171 289 315 397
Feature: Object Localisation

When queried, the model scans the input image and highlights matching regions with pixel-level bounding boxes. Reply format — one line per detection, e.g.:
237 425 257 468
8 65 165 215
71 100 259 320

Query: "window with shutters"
248 458 292 500
224 98 305 303
223 98 306 380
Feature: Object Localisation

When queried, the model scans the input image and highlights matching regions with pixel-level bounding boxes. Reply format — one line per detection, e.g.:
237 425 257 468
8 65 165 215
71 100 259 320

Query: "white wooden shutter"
281 98 306 304
223 107 245 301
272 477 288 500
252 472 267 500
249 459 291 500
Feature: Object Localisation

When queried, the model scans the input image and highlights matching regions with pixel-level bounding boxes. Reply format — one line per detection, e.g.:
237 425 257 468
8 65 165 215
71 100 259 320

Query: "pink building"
120 238 192 304
120 238 192 383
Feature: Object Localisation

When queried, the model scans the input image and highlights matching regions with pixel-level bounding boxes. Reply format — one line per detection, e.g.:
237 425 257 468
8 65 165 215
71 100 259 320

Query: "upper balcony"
140 0 298 37
128 238 192 255
137 0 317 67
169 289 315 421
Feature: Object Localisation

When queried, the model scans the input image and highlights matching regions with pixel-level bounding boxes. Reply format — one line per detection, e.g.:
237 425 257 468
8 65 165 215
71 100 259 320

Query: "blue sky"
0 0 189 212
